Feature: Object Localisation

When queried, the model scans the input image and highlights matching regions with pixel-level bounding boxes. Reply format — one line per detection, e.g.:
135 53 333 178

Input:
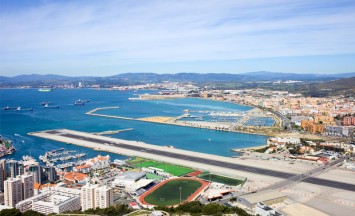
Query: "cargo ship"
38 88 52 92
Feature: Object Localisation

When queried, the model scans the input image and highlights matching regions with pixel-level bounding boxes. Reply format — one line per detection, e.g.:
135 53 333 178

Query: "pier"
85 107 135 120
29 129 355 192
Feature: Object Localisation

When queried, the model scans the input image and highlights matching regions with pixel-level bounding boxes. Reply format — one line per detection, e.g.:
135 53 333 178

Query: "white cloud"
0 0 355 75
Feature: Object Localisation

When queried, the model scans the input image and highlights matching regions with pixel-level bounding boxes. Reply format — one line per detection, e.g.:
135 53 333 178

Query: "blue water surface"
0 89 268 162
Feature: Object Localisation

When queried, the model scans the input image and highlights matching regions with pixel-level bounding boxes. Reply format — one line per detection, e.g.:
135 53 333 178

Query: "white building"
4 177 22 207
81 183 98 211
74 155 111 174
81 183 113 211
21 173 34 200
255 202 283 216
94 185 113 209
16 187 81 214
4 173 34 207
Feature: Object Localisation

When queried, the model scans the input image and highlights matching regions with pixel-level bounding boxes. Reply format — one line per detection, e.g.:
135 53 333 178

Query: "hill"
1 72 355 88
301 76 355 97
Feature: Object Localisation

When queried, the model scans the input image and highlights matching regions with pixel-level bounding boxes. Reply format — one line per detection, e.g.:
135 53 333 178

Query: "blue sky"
1 0 355 76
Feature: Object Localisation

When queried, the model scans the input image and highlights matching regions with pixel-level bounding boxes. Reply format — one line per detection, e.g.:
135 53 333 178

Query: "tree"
0 208 22 216
22 210 45 216
202 203 226 215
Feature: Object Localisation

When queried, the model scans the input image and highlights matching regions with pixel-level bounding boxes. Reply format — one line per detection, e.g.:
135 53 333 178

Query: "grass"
144 179 202 206
126 157 147 165
198 173 244 186
146 173 164 180
134 160 194 176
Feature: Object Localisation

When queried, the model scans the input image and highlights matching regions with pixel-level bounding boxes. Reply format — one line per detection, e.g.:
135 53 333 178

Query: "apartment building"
4 173 34 207
81 183 113 211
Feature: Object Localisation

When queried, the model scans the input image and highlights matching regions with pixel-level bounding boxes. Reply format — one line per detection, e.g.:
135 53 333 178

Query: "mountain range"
1 71 355 86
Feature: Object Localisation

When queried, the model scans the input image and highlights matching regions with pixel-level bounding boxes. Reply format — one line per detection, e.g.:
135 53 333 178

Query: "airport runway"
31 129 355 192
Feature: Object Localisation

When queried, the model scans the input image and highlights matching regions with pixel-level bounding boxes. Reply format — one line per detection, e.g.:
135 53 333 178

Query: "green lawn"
134 160 194 176
146 173 164 180
144 179 202 206
198 173 244 186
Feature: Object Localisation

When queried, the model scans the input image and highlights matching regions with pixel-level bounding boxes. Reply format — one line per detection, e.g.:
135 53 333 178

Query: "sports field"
134 160 194 176
198 173 244 186
143 179 203 206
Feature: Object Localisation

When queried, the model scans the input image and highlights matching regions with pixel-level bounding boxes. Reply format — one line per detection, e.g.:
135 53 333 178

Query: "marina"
39 148 87 170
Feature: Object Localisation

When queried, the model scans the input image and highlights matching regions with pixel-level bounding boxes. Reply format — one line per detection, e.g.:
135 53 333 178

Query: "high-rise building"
29 165 44 184
7 160 24 178
94 185 113 209
4 177 22 207
81 184 114 211
0 159 7 192
81 183 98 211
43 166 58 183
4 173 34 207
21 173 34 200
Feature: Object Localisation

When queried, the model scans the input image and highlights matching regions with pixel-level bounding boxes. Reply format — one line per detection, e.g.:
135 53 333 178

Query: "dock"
28 129 355 192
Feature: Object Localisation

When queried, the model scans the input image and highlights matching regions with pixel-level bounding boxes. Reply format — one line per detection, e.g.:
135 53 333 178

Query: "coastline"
0 136 16 158
231 145 267 152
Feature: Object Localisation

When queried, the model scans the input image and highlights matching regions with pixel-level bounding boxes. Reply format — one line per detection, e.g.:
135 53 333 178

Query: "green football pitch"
198 173 244 186
144 179 202 206
134 160 194 176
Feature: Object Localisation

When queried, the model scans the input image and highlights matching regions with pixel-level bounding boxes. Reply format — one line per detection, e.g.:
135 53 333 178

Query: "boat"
38 88 52 92
44 104 59 109
41 102 49 106
16 107 33 112
3 106 17 110
74 99 85 106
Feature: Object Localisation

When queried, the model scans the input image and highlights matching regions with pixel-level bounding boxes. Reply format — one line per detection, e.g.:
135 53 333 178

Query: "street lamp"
179 187 182 204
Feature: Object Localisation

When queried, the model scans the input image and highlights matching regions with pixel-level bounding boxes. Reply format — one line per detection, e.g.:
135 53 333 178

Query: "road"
261 154 354 191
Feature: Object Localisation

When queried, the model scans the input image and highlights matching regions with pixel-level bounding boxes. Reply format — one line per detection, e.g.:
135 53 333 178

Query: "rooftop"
116 171 146 181
239 191 286 204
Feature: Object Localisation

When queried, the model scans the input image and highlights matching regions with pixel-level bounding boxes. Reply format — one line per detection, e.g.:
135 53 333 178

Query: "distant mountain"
318 76 355 91
301 76 355 97
239 71 355 81
110 72 355 83
1 72 355 87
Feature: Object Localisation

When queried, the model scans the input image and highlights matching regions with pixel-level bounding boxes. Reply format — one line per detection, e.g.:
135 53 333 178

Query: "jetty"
86 107 136 121
85 106 119 115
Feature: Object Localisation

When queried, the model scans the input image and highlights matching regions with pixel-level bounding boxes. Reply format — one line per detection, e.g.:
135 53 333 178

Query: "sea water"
0 89 268 162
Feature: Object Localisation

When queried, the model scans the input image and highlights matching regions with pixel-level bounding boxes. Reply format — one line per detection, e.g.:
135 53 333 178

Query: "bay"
0 89 268 162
